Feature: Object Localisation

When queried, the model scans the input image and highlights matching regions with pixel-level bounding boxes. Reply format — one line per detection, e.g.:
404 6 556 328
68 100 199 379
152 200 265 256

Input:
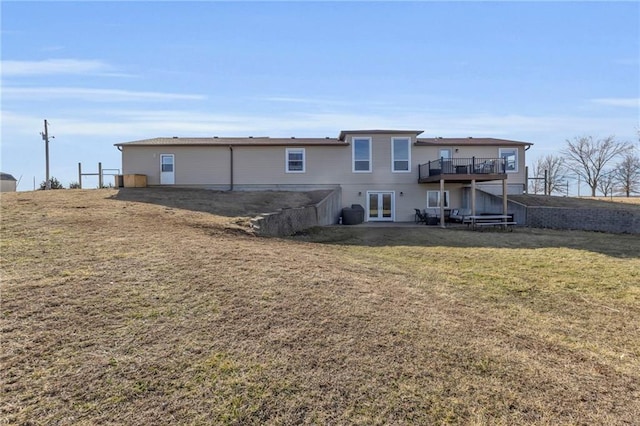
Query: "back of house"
115 129 532 223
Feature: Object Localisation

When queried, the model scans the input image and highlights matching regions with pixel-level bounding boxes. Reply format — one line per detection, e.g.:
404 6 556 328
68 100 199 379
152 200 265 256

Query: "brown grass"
2 188 639 425
510 194 640 209
585 196 640 205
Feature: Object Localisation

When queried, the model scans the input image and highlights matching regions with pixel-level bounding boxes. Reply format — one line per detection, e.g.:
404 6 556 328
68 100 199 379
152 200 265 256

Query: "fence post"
98 162 103 188
78 162 82 189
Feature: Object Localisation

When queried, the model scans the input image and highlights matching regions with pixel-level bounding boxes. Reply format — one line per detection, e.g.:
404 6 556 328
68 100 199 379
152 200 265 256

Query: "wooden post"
471 179 476 216
440 178 445 228
502 179 508 215
98 162 103 188
78 162 82 189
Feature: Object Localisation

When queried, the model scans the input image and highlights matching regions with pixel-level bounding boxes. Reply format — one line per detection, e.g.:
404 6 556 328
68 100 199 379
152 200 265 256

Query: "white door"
367 191 394 221
160 154 175 185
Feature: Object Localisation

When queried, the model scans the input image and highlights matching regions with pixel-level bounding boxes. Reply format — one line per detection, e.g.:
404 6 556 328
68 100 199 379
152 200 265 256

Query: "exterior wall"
122 146 230 186
476 182 526 195
0 180 17 192
340 183 466 222
120 133 529 223
233 145 348 185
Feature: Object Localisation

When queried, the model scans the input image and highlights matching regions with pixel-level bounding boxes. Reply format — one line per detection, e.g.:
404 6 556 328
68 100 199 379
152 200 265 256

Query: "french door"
367 191 394 221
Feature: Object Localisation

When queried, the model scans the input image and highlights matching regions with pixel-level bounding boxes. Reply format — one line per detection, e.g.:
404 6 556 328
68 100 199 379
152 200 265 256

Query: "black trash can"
342 204 365 225
351 204 364 223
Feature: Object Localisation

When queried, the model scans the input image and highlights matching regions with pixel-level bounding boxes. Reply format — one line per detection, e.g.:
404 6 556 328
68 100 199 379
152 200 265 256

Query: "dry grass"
2 188 639 425
510 194 640 209
585 196 640 205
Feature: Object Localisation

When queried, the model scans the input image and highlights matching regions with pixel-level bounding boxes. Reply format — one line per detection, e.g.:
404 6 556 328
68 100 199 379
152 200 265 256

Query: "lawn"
2 188 639 425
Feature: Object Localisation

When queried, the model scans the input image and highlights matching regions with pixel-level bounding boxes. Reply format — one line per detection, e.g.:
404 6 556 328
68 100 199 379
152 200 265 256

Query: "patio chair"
414 208 428 224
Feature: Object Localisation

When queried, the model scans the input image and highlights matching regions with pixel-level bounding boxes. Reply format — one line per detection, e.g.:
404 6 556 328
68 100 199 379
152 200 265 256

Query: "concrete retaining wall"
251 187 342 236
526 206 640 234
464 188 527 225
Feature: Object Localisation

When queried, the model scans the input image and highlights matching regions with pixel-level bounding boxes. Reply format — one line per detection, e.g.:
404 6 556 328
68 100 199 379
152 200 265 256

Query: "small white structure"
0 173 17 192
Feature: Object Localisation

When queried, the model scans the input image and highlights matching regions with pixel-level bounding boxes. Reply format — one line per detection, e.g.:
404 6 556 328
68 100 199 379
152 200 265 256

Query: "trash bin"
351 204 365 223
342 204 365 225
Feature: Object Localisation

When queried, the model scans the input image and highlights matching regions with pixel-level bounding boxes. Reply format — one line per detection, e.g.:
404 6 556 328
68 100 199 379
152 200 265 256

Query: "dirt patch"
109 187 332 218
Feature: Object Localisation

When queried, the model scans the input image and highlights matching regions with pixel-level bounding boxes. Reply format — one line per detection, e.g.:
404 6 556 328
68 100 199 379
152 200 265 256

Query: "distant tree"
529 154 566 195
68 182 81 189
597 170 616 197
39 177 64 190
614 152 640 197
561 136 632 197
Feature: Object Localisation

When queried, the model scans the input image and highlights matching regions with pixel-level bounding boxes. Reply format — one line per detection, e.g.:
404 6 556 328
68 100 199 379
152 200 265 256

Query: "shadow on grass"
108 187 332 218
289 226 640 259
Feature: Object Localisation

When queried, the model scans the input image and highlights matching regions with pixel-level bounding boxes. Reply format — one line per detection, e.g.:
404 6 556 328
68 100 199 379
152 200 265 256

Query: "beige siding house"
115 130 532 223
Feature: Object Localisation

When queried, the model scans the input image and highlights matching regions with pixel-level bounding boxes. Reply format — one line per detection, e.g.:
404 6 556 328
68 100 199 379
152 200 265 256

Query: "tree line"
529 133 640 197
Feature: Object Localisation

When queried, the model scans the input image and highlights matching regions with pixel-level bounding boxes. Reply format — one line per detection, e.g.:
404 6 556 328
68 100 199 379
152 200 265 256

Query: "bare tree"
528 154 566 195
614 152 640 197
597 170 616 197
561 136 632 197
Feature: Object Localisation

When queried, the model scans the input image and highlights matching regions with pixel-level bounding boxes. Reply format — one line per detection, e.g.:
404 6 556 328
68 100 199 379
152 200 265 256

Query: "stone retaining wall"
251 187 342 236
526 206 640 234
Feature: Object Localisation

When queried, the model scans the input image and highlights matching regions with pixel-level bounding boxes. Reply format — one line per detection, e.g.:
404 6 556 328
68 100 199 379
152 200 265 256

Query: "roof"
115 136 348 147
338 129 424 141
416 137 532 146
0 172 17 181
115 132 532 148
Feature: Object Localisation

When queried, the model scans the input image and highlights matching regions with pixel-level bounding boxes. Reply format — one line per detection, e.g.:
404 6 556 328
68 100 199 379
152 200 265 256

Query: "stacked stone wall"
526 207 640 234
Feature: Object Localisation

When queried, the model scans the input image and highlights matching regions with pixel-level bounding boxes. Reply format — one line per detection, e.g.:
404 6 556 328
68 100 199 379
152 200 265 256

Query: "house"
115 130 532 224
0 173 17 192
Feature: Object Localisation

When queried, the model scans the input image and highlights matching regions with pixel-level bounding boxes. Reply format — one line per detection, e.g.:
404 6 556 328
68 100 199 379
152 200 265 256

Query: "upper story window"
392 137 411 172
285 148 305 173
352 137 372 172
499 148 518 173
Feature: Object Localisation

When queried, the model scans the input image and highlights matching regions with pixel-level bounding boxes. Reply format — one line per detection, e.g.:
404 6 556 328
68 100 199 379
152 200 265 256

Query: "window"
285 148 305 173
499 148 518 173
392 137 411 172
427 191 450 208
352 137 372 172
161 154 174 172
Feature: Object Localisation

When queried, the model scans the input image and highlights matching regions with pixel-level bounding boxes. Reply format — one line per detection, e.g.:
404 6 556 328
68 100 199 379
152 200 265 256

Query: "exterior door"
439 148 453 173
160 154 175 185
367 191 394 221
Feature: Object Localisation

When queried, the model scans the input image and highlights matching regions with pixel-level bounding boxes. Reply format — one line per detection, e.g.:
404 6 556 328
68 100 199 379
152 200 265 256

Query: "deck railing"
418 157 506 180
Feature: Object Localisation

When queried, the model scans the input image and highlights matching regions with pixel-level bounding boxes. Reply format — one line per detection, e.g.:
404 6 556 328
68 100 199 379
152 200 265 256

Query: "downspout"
229 145 234 191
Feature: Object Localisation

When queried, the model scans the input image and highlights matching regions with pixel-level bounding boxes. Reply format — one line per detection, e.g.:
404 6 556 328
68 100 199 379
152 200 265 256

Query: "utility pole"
577 175 581 197
41 119 53 189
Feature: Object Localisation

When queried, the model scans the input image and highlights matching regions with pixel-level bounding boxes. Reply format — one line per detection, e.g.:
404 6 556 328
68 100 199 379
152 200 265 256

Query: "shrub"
39 177 64 190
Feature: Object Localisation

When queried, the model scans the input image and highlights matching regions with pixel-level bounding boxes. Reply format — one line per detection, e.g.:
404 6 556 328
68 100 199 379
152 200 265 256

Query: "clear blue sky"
2 1 638 191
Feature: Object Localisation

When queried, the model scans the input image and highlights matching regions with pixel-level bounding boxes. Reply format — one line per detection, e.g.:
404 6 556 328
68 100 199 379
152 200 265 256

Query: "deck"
418 157 507 183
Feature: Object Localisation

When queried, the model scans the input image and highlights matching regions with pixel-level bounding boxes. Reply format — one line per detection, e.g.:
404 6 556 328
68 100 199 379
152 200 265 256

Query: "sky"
1 1 639 192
